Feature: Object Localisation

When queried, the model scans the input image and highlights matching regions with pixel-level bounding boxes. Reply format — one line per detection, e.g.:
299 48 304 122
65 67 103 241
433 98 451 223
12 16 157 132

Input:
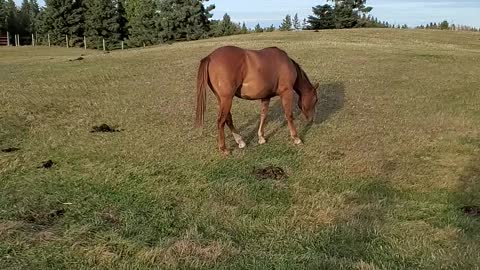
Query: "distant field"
1 29 480 269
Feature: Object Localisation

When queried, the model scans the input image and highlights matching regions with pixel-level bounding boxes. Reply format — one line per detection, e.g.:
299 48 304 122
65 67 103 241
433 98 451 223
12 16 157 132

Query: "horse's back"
206 46 297 99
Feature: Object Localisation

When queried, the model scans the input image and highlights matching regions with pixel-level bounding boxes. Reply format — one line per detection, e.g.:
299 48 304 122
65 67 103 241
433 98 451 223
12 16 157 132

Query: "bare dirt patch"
23 208 66 226
461 206 480 217
1 147 20 153
327 150 346 161
91 124 120 133
38 160 55 169
253 166 288 180
69 56 84 62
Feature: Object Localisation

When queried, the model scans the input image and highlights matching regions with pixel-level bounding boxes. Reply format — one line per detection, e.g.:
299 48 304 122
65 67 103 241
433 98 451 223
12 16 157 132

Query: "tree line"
416 20 479 32
1 0 478 49
1 0 221 49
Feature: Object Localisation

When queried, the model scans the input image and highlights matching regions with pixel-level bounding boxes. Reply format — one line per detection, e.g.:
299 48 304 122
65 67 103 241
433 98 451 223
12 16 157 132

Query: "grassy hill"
1 29 480 269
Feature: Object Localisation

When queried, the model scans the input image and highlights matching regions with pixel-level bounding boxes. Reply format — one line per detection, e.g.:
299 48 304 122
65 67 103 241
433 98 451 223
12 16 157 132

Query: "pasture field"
1 29 480 269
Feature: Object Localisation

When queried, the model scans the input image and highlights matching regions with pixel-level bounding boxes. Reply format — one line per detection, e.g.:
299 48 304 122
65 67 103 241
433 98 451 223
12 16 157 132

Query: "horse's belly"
236 83 275 100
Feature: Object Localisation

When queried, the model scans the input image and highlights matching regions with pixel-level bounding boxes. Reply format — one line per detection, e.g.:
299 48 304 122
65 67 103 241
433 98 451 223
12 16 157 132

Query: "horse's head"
298 82 319 122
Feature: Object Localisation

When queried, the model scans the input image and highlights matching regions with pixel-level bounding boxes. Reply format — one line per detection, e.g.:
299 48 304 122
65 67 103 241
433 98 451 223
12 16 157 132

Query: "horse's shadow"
238 82 345 144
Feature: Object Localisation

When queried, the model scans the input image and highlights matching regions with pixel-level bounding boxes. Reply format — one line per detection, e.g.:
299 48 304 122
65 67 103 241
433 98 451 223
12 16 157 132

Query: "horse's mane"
291 58 313 87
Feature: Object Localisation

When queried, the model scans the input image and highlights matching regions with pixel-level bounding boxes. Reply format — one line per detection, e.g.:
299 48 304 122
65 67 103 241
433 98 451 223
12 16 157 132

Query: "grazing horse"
195 46 318 155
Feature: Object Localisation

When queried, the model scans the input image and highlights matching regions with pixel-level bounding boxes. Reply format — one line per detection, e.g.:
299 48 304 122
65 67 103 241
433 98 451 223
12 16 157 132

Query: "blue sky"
17 0 480 28
209 0 480 28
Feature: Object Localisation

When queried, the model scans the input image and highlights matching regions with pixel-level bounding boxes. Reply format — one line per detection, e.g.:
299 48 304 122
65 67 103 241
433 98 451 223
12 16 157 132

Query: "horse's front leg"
258 98 270 144
280 89 302 145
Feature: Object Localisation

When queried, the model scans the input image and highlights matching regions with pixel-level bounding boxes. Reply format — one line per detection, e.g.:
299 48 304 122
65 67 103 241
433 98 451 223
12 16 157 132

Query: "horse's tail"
195 56 210 128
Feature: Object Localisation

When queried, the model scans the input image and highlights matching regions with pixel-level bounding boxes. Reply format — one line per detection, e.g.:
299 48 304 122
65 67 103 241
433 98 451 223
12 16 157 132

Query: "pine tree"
127 0 158 46
302 18 308 30
240 22 248 34
19 0 31 36
41 0 85 46
0 0 8 34
292 13 300 30
439 20 449 30
4 0 18 36
308 4 335 29
212 13 237 37
84 0 121 50
254 23 263 33
279 14 292 31
117 0 128 41
265 24 275 32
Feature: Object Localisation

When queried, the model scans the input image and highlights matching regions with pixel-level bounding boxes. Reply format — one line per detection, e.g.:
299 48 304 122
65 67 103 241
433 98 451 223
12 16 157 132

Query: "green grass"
1 28 480 269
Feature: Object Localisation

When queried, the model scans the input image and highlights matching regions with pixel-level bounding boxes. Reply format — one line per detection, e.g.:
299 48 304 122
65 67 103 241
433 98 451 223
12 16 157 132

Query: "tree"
265 24 275 32
308 0 375 30
308 4 335 29
41 0 85 46
254 23 263 33
127 0 158 46
240 22 248 34
302 18 308 30
440 20 449 30
117 0 128 40
212 13 238 37
166 0 214 41
279 14 292 31
4 0 18 35
0 0 8 34
292 13 300 30
84 0 121 50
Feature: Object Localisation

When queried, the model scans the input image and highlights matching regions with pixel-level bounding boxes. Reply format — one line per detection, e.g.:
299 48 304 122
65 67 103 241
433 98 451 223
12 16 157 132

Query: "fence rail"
0 32 128 51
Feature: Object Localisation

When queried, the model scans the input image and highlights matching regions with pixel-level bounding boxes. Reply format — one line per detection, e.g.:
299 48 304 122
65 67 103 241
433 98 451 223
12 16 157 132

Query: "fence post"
66 35 69 48
103 38 106 51
6 32 9 46
84 36 87 50
16 34 19 46
121 41 124 50
32 33 35 46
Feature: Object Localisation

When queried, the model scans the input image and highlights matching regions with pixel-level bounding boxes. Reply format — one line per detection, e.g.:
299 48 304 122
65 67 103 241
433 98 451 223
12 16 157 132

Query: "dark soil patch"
327 150 346 160
38 160 54 169
69 57 84 62
98 208 121 225
91 124 120 133
1 147 20 153
461 206 480 217
23 208 66 226
253 166 288 180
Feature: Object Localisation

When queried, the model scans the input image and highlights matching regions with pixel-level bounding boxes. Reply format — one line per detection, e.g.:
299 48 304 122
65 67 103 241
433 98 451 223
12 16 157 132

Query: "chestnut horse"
195 46 318 155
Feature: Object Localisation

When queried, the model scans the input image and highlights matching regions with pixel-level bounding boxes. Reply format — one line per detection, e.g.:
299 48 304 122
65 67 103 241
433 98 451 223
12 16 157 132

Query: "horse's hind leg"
226 112 246 149
258 98 270 144
280 89 302 145
217 96 234 155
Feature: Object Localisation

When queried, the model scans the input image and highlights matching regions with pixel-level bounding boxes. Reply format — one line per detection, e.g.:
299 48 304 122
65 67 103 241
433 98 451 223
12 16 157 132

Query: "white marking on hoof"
238 140 246 149
233 133 245 148
258 137 266 145
294 138 302 145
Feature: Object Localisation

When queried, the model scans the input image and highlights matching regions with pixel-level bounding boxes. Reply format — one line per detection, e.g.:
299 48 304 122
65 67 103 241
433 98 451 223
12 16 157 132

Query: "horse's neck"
295 77 311 96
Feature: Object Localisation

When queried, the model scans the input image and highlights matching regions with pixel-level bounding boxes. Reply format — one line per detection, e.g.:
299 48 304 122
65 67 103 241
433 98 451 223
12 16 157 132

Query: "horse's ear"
313 82 320 89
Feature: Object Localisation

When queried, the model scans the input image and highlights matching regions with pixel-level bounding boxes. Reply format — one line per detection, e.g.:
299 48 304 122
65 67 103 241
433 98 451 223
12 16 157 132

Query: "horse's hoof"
293 138 302 145
258 138 266 145
238 141 246 149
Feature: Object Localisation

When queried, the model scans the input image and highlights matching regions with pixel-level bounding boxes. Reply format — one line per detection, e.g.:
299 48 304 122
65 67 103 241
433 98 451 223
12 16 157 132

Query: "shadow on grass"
238 82 345 144
449 137 480 238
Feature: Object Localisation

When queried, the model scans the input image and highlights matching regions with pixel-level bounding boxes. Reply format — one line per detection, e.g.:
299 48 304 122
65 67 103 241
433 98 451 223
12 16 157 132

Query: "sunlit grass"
1 28 480 269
